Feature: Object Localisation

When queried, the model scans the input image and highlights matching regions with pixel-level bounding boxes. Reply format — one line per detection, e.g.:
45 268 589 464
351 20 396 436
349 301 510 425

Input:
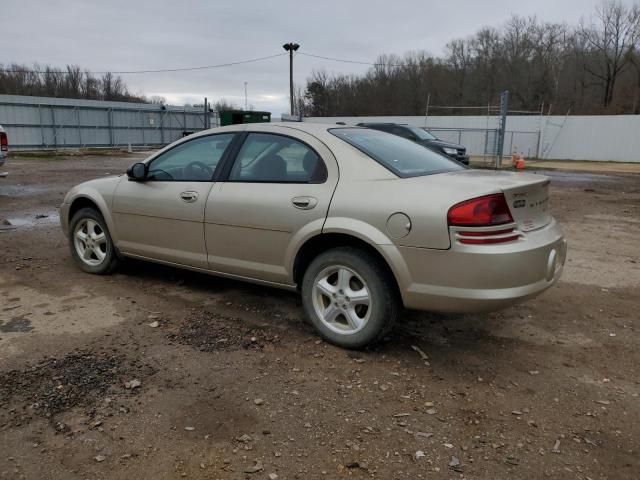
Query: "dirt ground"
1 153 639 480
523 160 640 175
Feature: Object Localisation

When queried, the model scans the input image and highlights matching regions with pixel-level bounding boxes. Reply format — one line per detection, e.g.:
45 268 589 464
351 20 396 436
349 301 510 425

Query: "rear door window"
228 133 327 183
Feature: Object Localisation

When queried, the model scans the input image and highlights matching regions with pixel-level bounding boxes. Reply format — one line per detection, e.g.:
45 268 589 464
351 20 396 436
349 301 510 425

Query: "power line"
0 53 287 75
0 49 428 78
0 50 425 76
298 51 412 67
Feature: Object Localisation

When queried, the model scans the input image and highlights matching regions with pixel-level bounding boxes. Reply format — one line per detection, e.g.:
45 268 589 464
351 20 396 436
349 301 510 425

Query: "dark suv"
356 123 469 165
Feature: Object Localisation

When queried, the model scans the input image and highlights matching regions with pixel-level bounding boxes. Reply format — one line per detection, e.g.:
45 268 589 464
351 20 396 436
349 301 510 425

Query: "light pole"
282 42 300 116
244 82 248 111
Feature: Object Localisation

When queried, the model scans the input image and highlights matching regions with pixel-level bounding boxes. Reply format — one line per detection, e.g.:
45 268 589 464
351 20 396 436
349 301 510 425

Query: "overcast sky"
3 0 612 113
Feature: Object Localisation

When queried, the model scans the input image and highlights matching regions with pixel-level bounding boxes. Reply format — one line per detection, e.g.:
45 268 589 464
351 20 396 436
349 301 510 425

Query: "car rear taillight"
0 132 7 152
448 194 519 245
447 193 513 227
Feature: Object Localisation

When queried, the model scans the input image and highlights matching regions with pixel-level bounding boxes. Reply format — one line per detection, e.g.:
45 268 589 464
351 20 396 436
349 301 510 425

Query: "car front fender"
62 177 122 243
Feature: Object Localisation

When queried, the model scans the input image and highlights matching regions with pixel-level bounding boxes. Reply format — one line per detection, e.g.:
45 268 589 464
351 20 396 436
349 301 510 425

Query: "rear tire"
301 247 399 349
68 207 119 274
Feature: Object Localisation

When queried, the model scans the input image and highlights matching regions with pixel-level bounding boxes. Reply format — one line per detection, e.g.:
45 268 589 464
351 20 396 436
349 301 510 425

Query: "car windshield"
329 128 464 177
407 126 436 140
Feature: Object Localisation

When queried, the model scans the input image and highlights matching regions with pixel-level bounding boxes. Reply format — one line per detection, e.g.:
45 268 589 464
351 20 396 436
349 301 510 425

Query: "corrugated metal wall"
305 115 640 163
0 94 217 150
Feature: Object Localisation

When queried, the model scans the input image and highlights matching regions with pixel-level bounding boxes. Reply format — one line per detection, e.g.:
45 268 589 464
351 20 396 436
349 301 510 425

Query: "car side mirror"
127 162 147 181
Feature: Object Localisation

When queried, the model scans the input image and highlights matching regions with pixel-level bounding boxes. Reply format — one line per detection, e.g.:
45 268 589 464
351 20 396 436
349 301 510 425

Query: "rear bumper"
393 219 566 313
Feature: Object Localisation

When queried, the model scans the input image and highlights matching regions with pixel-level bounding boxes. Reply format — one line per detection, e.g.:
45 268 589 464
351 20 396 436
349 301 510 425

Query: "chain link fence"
428 127 541 165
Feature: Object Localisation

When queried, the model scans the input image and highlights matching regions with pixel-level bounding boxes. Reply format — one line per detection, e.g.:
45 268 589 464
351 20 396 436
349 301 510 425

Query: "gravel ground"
0 153 639 480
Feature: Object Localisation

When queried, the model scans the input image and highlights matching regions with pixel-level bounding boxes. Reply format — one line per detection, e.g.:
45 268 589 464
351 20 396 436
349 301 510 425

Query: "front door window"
148 134 234 181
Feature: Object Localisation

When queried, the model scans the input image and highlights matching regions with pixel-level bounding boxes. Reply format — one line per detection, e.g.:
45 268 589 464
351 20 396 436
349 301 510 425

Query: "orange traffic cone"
515 154 526 170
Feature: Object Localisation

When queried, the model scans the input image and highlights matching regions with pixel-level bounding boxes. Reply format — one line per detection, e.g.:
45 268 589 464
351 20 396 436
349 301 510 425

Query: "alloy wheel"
311 265 371 334
73 218 107 267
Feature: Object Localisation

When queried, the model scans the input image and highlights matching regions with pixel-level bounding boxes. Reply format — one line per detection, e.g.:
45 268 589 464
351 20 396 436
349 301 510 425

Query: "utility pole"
496 90 509 170
244 82 248 111
203 97 208 129
424 93 430 128
282 42 300 116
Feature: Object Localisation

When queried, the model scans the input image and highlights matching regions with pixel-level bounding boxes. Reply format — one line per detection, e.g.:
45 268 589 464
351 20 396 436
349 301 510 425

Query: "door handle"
292 196 317 210
179 191 199 203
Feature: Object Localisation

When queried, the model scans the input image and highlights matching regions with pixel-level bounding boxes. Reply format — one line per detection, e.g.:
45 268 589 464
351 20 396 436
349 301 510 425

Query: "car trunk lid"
441 170 552 232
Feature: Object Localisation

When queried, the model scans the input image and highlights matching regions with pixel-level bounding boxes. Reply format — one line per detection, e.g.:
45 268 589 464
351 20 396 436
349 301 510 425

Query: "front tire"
301 247 399 349
68 207 119 274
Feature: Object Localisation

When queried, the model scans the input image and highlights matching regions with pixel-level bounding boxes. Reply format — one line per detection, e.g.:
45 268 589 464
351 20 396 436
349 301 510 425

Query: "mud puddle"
538 170 627 186
0 212 60 231
0 184 53 197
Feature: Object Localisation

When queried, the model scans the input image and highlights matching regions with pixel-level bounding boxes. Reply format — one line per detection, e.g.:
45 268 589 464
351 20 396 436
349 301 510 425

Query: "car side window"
228 133 327 183
147 134 234 181
392 126 416 140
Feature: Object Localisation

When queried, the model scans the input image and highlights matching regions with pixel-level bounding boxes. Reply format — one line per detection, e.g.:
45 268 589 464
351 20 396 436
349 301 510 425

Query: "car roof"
261 123 367 144
195 121 361 138
151 122 368 160
145 121 401 181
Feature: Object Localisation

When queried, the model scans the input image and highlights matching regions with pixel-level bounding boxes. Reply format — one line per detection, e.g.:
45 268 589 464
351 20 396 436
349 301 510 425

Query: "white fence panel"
305 115 640 163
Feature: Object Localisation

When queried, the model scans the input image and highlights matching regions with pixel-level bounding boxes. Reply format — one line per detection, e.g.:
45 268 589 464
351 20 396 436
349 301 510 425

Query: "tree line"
0 63 252 110
301 1 640 116
0 64 147 103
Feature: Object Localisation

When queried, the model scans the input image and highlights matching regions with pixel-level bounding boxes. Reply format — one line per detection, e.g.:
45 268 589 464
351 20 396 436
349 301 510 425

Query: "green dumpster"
219 110 271 126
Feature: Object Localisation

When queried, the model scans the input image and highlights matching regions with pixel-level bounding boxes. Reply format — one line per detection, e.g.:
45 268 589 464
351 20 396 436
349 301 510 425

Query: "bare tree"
63 65 83 97
292 84 307 117
531 21 569 106
579 0 640 107
212 99 240 112
149 95 167 105
42 65 62 96
81 70 100 99
631 47 640 112
0 63 147 102
445 38 473 103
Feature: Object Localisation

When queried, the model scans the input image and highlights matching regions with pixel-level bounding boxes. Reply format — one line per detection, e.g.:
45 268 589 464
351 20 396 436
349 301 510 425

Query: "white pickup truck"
0 125 7 167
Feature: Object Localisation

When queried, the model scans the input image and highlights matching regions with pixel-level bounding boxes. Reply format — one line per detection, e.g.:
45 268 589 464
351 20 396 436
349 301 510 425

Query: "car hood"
419 139 464 150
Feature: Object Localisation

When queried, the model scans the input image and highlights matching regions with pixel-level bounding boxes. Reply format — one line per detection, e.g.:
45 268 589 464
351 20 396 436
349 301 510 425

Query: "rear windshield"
329 128 465 177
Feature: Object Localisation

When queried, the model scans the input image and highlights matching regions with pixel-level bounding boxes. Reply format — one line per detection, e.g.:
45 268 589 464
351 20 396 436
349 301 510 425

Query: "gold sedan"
61 123 566 348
